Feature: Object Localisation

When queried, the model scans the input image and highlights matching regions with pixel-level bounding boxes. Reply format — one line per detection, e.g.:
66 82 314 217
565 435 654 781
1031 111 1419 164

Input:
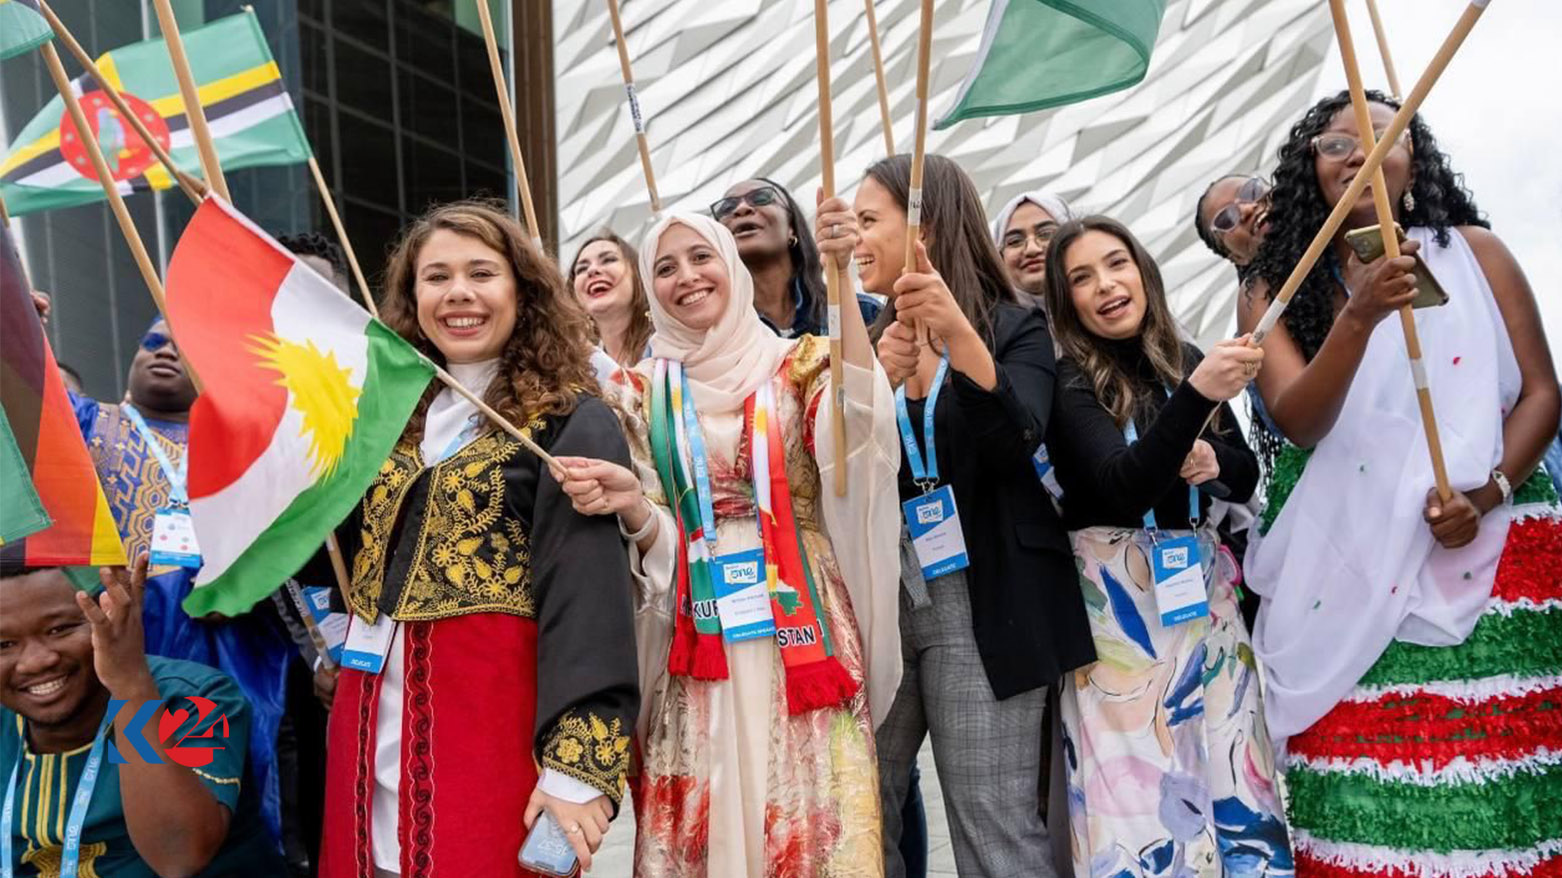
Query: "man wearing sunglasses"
70 317 292 851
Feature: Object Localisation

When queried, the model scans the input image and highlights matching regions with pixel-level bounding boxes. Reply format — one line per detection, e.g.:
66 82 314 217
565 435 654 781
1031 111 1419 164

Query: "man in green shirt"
0 556 283 877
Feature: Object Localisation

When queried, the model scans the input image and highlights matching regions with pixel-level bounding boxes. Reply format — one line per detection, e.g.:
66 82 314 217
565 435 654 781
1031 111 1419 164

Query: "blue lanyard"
122 404 187 506
432 416 481 465
674 364 719 553
893 355 951 492
2 713 114 878
1123 414 1200 532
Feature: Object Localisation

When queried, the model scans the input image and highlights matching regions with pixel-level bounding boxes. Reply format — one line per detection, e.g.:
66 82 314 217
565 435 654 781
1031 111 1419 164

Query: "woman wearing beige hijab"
554 208 902 877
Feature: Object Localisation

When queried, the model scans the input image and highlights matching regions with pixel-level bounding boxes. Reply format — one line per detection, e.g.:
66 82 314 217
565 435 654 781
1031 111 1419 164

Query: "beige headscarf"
640 212 793 411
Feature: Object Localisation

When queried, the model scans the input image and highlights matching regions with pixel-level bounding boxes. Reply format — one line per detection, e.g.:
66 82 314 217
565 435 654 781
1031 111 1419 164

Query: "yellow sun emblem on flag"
250 334 361 479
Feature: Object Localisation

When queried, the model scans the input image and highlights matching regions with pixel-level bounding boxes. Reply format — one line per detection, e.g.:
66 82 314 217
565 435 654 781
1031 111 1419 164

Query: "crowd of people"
3 88 1560 878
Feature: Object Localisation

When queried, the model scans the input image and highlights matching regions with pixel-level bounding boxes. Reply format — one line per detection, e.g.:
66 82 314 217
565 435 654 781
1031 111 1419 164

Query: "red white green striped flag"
165 197 432 616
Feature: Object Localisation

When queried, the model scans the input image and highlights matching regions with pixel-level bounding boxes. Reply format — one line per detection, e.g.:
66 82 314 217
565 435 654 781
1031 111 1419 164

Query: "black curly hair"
1248 90 1485 364
277 231 349 285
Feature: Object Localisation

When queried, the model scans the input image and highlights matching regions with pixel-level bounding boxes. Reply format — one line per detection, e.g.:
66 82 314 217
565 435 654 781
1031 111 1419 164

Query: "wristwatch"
1491 468 1513 505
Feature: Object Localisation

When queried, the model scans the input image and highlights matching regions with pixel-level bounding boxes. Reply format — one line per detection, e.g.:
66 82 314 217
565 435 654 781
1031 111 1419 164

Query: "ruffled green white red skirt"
1282 464 1562 878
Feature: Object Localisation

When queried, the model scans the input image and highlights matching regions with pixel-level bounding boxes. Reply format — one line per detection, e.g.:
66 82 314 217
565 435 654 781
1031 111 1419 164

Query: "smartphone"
1343 223 1450 309
518 811 580 877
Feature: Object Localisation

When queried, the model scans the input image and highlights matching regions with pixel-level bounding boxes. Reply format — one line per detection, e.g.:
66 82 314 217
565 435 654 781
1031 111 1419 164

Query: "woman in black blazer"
854 153 1094 878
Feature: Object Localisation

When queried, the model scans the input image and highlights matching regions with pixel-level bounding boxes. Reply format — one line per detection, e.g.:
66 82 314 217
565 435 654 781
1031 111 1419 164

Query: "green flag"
0 10 311 216
0 0 51 61
0 405 50 544
934 0 1167 129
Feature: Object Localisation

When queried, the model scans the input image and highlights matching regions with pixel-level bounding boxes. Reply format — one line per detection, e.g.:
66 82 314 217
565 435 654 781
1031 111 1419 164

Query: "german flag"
0 10 310 216
0 0 51 61
0 221 125 567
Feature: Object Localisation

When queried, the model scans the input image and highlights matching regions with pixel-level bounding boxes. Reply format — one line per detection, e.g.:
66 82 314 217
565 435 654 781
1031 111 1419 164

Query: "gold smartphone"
1343 223 1450 309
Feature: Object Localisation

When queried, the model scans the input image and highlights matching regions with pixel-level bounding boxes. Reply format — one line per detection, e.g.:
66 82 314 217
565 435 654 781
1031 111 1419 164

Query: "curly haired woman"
1243 91 1562 878
314 200 639 878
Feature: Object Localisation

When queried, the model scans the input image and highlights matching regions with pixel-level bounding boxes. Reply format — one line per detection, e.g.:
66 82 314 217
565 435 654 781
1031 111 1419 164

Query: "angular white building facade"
552 0 1332 344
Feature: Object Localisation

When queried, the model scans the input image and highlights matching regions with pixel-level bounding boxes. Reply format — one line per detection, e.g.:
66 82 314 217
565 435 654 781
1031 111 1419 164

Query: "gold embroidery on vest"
347 444 422 620
395 431 535 620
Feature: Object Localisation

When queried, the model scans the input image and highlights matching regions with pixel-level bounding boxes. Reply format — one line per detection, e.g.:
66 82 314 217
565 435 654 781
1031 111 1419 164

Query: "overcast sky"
1311 0 1562 357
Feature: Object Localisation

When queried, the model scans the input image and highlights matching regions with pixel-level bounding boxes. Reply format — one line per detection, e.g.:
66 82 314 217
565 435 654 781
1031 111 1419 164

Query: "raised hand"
76 553 156 699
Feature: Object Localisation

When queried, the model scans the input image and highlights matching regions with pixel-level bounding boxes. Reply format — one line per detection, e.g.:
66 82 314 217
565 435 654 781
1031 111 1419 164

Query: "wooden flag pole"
1249 0 1487 347
306 155 380 319
904 0 934 348
1330 0 1450 500
474 0 543 250
37 0 206 205
149 0 229 201
0 195 8 227
1364 0 1403 98
864 0 895 155
605 0 661 214
814 0 848 498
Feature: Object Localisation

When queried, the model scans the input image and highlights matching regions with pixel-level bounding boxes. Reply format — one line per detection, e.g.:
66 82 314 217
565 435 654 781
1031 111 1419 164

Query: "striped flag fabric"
0 221 126 567
165 197 433 616
0 10 310 216
934 0 1167 129
0 406 49 543
0 0 51 61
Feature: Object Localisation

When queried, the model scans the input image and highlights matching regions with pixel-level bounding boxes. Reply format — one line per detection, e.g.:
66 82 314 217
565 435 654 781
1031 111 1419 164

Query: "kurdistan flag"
0 10 310 216
165 197 432 616
934 0 1167 128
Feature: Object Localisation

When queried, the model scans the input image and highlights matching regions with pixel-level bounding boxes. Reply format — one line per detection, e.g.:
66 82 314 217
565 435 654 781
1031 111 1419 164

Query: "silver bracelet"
618 497 658 542
1491 468 1513 505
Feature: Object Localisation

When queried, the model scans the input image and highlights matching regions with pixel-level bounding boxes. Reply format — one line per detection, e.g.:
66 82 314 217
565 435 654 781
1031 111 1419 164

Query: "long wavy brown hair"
1044 216 1191 430
567 229 654 365
380 199 598 437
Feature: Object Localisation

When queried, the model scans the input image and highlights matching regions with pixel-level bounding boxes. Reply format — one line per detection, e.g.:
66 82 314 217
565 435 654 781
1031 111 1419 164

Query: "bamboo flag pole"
1330 0 1451 500
305 156 379 319
1249 0 1488 348
474 0 543 250
864 0 895 155
1363 0 1403 98
605 0 661 214
813 0 848 498
38 0 206 205
904 0 934 348
150 0 229 201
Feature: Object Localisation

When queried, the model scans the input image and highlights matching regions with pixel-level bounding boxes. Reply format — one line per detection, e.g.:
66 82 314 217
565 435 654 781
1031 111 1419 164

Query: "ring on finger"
830 223 840 239
566 824 582 835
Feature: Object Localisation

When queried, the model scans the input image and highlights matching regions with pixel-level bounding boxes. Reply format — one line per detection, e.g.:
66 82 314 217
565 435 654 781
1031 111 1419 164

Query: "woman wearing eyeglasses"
1242 91 1562 878
991 190 1073 303
713 178 882 338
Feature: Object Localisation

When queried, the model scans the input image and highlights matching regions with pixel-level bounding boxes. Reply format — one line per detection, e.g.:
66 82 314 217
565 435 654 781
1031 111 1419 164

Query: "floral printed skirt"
1061 526 1292 878
1284 470 1562 878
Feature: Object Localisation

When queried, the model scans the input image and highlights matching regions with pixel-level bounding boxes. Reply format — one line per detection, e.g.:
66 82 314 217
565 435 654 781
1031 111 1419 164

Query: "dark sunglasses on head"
710 186 780 222
140 331 176 352
1210 177 1271 235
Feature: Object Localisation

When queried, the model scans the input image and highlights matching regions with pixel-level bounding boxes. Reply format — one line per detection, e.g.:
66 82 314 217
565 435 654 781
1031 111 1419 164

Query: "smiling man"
70 319 292 847
0 556 283 877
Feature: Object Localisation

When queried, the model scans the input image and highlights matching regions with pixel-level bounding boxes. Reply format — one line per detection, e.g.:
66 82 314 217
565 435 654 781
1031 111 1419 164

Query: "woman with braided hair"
1242 90 1562 878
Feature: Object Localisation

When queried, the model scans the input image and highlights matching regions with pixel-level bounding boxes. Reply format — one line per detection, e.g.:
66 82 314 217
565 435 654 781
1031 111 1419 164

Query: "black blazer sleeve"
948 305 1053 471
531 399 641 807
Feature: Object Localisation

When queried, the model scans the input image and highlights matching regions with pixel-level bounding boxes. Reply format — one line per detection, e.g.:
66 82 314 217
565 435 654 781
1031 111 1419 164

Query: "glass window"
398 71 459 145
396 3 456 83
333 0 390 54
403 137 464 213
333 37 393 117
299 21 327 96
337 112 400 213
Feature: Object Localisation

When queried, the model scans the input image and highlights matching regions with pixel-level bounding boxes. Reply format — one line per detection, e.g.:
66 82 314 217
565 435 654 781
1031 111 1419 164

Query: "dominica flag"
935 0 1167 128
0 0 51 61
165 197 433 616
0 221 125 566
0 10 310 216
